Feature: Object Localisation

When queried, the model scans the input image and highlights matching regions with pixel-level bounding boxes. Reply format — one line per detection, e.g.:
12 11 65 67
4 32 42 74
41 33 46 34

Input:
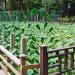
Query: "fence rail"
0 33 40 75
41 46 75 75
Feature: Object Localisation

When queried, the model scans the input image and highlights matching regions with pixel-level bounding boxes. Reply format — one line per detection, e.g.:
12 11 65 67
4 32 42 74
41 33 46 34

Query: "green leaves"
36 24 40 30
44 22 48 29
21 27 25 33
41 37 44 44
0 22 75 75
28 24 31 28
50 37 54 42
13 49 19 56
48 59 56 64
49 28 53 32
31 8 37 16
27 70 33 75
31 36 36 42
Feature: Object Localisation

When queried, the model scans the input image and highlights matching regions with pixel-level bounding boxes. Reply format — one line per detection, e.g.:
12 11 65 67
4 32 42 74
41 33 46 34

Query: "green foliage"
41 37 44 44
44 22 48 29
0 22 75 74
30 8 38 16
36 24 40 30
49 27 53 32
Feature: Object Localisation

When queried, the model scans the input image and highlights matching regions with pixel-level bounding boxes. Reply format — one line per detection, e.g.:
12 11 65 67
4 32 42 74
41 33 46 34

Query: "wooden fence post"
6 33 15 72
6 57 11 72
20 54 26 75
40 45 48 75
2 31 5 46
10 33 15 51
20 36 27 54
20 36 27 75
2 31 11 72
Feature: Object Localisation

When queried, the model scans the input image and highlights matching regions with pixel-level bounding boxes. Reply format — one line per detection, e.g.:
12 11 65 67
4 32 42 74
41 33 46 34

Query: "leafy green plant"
0 22 75 74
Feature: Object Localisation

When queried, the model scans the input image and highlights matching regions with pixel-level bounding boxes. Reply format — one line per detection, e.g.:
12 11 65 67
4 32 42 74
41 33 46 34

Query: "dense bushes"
0 22 75 74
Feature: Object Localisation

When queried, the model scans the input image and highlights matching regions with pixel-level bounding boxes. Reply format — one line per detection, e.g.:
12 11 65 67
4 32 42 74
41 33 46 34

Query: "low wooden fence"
0 32 75 75
0 33 40 75
45 46 75 75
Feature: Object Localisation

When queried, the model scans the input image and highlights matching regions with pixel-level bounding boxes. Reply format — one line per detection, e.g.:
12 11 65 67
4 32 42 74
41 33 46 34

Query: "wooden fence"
46 46 75 75
0 32 75 75
0 33 40 75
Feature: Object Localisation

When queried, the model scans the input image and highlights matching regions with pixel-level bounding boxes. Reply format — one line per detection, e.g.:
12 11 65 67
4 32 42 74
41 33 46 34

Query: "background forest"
0 0 75 21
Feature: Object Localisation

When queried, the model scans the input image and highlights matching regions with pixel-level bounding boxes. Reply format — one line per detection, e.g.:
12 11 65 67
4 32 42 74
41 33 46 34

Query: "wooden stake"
10 33 15 51
2 31 5 46
20 36 27 54
20 36 28 75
